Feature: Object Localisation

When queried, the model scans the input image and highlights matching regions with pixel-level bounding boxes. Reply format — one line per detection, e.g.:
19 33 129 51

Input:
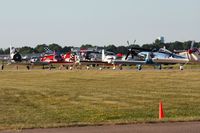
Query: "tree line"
0 40 199 55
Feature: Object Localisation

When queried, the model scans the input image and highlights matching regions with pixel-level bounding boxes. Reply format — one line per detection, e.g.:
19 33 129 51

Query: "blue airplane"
112 47 189 70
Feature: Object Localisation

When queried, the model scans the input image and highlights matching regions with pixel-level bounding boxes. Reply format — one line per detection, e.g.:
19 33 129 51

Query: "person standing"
1 64 4 70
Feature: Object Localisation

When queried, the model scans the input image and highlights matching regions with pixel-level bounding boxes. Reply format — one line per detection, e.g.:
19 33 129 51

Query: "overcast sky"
0 0 199 48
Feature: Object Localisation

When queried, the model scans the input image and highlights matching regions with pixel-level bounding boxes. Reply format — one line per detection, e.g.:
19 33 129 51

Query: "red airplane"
40 51 76 64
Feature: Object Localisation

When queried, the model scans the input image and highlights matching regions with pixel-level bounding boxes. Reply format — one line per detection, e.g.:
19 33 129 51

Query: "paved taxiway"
1 122 200 133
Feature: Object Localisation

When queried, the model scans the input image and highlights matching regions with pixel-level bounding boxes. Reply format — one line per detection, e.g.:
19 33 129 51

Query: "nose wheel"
158 64 162 70
137 65 142 70
180 65 184 70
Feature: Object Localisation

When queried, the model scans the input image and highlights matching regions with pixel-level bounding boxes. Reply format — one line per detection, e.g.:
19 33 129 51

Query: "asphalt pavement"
1 122 200 133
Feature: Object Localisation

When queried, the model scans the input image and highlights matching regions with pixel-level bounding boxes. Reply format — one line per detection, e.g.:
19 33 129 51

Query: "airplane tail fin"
10 45 16 54
10 45 12 59
10 45 16 58
10 45 12 55
102 49 105 61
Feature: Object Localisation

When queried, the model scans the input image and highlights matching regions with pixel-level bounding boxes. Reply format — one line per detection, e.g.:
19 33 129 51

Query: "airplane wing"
79 60 109 65
152 58 189 64
112 60 146 65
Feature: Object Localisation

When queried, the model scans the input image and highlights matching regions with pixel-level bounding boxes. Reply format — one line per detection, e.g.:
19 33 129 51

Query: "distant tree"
1 40 199 55
80 44 94 49
117 46 128 54
183 41 192 50
105 45 118 53
128 44 140 49
153 39 165 49
142 44 154 50
0 48 4 54
197 42 200 48
165 41 191 51
174 41 184 50
154 39 162 44
34 44 48 53
165 42 173 51
4 48 10 54
19 46 34 54
61 46 73 53
48 43 62 51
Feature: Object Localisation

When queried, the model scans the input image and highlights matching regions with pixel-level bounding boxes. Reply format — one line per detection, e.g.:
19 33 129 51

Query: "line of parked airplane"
0 41 199 70
0 46 117 67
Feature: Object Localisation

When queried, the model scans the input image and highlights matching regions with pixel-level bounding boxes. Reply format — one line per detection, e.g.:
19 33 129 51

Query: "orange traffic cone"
159 101 164 119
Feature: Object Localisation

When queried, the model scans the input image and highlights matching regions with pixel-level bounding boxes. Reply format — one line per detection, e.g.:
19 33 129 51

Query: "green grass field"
0 68 200 130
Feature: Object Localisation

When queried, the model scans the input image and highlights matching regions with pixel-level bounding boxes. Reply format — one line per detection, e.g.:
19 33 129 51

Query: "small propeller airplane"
70 48 117 66
0 46 30 64
9 46 23 62
112 45 189 70
0 46 35 70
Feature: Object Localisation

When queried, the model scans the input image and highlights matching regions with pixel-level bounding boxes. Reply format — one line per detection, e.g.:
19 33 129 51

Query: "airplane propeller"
186 41 200 55
127 41 130 46
13 52 22 62
125 48 138 60
125 47 157 60
188 41 195 54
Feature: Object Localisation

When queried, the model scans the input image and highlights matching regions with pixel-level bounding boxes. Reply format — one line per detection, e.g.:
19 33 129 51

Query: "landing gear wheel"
180 65 184 70
119 64 123 70
113 65 116 70
13 53 22 62
158 65 162 70
137 65 142 71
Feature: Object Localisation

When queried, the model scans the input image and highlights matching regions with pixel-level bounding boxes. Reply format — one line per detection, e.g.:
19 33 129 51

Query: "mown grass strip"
0 69 200 130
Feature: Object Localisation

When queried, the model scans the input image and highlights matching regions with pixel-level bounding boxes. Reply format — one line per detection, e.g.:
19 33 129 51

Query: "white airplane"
9 46 22 62
71 48 116 65
7 46 39 64
102 49 116 63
